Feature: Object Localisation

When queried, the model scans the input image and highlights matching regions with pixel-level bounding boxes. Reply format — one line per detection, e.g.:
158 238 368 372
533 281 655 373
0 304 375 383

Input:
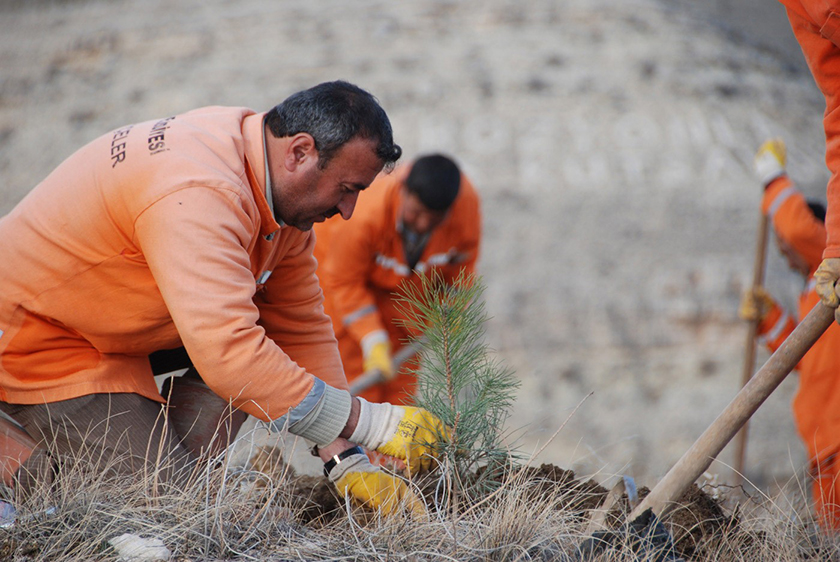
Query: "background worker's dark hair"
807 199 827 223
405 154 462 211
265 81 402 171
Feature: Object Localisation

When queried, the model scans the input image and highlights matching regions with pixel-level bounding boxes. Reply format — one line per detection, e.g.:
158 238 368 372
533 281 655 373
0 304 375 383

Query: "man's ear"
285 133 318 172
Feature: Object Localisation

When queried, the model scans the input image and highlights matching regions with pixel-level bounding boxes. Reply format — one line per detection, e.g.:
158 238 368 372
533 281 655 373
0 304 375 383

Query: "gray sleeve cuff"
269 378 352 446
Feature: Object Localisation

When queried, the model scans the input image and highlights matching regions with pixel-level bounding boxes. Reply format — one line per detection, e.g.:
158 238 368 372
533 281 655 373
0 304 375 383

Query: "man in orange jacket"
778 1 840 321
741 139 840 528
0 81 446 516
314 154 481 405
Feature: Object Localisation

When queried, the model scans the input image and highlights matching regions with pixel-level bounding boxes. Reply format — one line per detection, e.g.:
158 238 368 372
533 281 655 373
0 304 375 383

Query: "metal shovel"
577 302 834 560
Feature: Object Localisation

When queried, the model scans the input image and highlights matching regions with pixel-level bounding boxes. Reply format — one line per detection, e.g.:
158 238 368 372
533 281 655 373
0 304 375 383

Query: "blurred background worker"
314 154 482 404
740 138 840 529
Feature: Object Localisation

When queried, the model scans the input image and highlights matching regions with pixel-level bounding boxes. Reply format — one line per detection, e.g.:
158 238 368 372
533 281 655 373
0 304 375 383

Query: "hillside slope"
0 0 828 491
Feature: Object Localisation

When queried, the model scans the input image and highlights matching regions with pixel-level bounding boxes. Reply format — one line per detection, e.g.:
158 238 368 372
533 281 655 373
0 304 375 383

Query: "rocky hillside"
0 0 828 492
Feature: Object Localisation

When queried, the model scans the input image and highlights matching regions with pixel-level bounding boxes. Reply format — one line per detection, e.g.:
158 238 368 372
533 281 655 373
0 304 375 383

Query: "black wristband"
323 445 365 477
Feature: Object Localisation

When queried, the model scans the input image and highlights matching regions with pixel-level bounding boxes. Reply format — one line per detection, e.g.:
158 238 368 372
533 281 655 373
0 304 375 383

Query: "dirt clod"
519 463 609 514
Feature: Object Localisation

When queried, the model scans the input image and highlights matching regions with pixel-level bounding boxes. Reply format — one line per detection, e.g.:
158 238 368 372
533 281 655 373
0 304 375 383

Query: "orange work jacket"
313 165 481 403
758 176 840 462
780 0 840 257
0 107 345 421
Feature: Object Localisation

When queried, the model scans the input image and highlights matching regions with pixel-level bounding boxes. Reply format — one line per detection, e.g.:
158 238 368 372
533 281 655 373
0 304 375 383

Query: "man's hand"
349 399 448 474
815 259 840 323
363 340 395 381
738 286 775 323
754 138 787 186
328 450 426 516
376 407 449 473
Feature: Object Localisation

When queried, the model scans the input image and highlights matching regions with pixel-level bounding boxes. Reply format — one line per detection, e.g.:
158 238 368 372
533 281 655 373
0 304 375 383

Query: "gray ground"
0 0 829 499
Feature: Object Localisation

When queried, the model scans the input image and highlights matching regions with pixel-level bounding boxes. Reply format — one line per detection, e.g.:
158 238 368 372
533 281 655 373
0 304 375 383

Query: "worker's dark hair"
405 154 462 211
807 199 826 223
265 81 401 171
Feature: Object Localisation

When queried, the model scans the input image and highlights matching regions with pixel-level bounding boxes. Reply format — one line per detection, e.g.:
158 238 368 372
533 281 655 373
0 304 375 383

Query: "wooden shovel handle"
348 337 426 395
733 212 771 481
629 302 835 521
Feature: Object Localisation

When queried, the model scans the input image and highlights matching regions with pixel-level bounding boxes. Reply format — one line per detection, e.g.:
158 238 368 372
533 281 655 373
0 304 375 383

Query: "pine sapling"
395 270 520 505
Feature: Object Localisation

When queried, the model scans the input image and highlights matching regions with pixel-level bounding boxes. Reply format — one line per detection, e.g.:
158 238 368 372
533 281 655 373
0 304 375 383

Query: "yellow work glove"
738 286 776 323
815 259 840 324
376 407 449 473
349 398 449 474
754 138 787 186
362 338 395 381
328 448 426 517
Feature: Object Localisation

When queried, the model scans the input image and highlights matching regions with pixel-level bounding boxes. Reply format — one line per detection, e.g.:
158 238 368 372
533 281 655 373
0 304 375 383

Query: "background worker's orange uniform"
0 107 347 423
313 165 481 405
780 0 840 258
757 176 840 527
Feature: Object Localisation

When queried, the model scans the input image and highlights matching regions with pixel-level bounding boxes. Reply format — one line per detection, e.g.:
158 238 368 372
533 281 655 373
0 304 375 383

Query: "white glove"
753 138 786 186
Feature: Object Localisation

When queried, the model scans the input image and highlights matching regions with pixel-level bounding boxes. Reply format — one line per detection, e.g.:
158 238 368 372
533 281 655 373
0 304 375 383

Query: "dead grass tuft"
1 437 839 560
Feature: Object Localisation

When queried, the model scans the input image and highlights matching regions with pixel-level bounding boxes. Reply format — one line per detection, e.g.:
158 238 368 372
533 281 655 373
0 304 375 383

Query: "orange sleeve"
317 211 385 346
756 298 796 353
134 186 316 421
786 6 840 258
762 176 827 271
256 231 347 392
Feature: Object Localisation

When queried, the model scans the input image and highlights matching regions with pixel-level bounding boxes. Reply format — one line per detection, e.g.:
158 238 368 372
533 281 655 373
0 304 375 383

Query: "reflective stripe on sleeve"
342 304 377 327
767 186 796 221
414 249 470 274
374 254 410 277
426 251 454 266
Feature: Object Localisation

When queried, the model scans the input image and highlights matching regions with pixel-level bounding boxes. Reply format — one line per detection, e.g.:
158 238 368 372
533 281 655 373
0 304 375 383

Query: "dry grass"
1 435 840 561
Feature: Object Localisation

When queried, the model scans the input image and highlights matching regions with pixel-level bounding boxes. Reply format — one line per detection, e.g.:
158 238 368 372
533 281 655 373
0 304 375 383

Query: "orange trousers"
812 453 840 530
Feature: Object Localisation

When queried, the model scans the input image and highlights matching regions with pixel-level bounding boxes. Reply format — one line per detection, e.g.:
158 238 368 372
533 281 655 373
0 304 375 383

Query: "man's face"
270 135 384 231
775 233 811 277
399 188 449 236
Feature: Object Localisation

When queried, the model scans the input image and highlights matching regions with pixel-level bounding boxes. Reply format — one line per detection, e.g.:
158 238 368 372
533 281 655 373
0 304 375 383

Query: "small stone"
108 533 171 562
0 500 16 529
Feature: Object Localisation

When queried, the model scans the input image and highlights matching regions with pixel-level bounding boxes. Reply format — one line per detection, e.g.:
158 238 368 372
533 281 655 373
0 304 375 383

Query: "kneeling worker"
0 81 446 516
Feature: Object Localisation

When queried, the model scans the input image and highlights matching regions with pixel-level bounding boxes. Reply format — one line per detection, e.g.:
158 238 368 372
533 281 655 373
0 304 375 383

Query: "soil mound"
251 448 737 560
